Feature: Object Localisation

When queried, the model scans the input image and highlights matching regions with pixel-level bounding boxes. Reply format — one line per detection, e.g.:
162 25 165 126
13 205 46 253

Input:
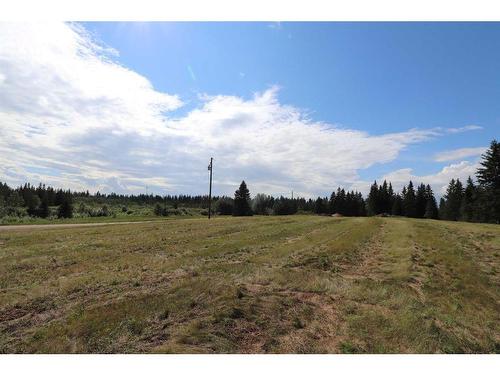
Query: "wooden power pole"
208 157 213 219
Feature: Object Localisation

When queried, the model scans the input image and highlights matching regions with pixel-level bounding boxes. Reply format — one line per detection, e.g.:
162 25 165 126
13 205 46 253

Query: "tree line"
225 139 499 223
1 139 498 223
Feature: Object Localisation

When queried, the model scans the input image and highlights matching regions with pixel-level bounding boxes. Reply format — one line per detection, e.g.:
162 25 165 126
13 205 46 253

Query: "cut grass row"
0 216 498 353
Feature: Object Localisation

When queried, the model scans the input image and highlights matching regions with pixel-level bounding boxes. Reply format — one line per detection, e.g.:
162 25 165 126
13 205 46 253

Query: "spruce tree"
328 191 336 214
387 182 395 213
439 197 446 219
461 177 476 222
367 181 379 216
415 183 427 218
476 139 500 223
402 181 417 218
57 193 73 218
443 179 463 221
391 194 403 216
38 192 50 218
314 197 326 214
6 191 24 207
233 181 252 216
25 192 41 216
379 180 390 213
423 185 439 219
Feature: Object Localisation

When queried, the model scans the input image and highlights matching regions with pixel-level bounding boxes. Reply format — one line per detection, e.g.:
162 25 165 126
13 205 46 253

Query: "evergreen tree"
215 197 234 215
54 189 65 205
402 181 417 218
367 181 379 216
26 193 41 216
336 188 346 215
476 139 500 223
38 192 50 218
314 197 327 214
442 179 463 221
423 185 439 219
415 183 427 218
6 191 24 207
391 194 403 216
154 203 163 216
356 192 367 216
273 197 298 215
328 191 336 214
461 177 476 222
233 181 252 216
439 197 446 219
378 180 392 214
252 194 272 215
57 193 73 218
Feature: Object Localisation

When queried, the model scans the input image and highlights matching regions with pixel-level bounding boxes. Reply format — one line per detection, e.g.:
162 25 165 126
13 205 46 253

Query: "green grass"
0 204 204 225
0 216 498 353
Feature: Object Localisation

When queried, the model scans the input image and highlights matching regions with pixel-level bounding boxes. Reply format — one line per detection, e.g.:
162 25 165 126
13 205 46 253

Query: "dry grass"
0 216 498 353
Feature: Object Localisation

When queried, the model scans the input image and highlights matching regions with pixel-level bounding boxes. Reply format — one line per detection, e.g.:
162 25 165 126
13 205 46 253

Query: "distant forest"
1 139 499 224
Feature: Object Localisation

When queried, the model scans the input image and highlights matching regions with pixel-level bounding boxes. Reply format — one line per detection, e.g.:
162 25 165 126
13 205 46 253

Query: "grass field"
0 216 498 353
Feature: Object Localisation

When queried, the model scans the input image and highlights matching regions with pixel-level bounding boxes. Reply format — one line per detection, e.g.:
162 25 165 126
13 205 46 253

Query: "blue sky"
0 22 499 197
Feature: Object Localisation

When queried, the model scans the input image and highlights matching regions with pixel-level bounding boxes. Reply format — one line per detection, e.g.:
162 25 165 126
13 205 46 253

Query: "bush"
215 197 234 215
252 193 273 215
57 198 73 218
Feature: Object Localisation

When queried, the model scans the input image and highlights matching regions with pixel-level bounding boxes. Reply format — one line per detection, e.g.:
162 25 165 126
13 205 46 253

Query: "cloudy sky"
0 22 498 198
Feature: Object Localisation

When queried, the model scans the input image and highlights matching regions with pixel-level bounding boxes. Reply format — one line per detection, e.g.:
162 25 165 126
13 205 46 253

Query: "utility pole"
208 157 213 219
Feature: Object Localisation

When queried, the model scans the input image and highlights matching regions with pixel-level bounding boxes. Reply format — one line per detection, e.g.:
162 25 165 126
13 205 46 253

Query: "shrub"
215 197 234 215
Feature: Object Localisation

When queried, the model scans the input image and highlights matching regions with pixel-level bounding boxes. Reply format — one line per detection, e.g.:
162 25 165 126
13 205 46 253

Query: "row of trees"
0 182 225 219
314 189 366 217
366 180 439 219
0 183 74 218
227 140 499 223
1 139 498 223
438 140 499 223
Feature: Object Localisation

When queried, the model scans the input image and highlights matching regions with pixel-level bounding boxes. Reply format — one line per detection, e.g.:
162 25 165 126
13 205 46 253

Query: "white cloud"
434 147 487 162
0 22 484 197
442 125 483 134
267 22 282 30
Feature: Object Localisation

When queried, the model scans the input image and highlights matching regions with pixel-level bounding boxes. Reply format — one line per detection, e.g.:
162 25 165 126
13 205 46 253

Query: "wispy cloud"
187 65 197 81
441 125 483 134
267 22 282 30
434 147 487 162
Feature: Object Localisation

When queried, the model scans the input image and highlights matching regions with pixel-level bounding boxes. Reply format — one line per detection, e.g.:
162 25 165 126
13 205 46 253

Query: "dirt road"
0 220 158 231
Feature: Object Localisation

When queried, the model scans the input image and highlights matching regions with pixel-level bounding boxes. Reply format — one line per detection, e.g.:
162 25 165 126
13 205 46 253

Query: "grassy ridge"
0 216 498 353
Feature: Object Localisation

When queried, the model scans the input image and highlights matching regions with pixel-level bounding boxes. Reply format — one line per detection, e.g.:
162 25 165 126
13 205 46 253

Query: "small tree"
402 181 417 218
6 191 24 207
38 193 50 218
415 183 427 218
460 177 476 221
154 203 164 216
26 193 41 216
367 181 379 215
314 197 327 214
476 140 500 223
216 197 234 215
57 194 73 218
233 181 252 216
391 194 403 216
252 193 272 215
442 179 463 221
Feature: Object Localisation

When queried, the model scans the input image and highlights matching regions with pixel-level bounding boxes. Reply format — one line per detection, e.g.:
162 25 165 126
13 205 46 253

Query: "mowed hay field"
0 216 499 353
